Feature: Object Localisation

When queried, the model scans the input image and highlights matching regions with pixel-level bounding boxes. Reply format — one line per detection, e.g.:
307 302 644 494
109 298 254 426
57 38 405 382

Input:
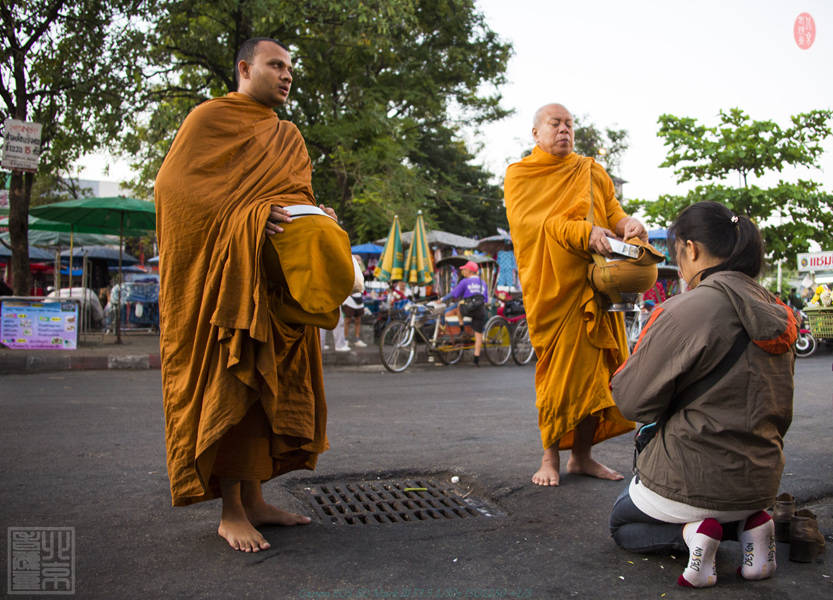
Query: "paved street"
1 355 831 599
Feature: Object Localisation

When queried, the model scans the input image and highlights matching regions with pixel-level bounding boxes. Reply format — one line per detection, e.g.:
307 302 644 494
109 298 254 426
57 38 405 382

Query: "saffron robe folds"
504 147 635 450
155 92 330 506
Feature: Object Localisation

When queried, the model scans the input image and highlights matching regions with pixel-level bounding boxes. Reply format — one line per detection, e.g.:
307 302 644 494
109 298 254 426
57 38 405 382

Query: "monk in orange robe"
155 38 342 552
504 103 648 486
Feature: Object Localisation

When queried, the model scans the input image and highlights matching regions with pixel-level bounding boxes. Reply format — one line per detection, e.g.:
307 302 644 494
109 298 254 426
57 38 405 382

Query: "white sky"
81 0 833 205
473 0 833 201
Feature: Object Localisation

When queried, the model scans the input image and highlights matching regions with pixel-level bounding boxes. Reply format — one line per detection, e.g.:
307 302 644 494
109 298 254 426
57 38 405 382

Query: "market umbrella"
61 245 140 266
30 197 156 343
0 215 123 248
476 232 513 255
403 210 434 286
350 242 384 256
0 242 53 262
2 228 118 248
373 215 404 282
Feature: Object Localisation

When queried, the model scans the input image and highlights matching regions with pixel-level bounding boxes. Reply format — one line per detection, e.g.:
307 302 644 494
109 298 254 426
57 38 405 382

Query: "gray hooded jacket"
612 270 795 511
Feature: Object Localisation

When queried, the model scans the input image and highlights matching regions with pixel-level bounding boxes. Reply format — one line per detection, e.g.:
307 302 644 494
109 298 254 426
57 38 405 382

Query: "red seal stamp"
794 12 816 50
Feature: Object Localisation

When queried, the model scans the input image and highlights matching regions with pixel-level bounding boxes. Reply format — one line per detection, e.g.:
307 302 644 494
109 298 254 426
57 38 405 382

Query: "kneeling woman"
610 201 795 588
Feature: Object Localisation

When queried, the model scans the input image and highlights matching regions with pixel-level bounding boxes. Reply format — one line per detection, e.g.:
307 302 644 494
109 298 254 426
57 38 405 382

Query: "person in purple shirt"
442 260 489 365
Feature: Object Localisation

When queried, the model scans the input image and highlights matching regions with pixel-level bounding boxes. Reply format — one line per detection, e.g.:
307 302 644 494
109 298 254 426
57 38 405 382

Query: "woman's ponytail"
668 202 764 280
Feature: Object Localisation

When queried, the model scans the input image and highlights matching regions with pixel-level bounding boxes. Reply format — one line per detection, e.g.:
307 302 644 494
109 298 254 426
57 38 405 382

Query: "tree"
123 0 512 241
1 0 146 294
626 108 833 264
572 116 629 179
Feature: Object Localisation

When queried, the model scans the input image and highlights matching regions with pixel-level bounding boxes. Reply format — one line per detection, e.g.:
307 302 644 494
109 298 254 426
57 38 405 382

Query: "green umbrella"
29 196 155 232
1 228 118 248
374 215 404 282
0 215 123 247
30 197 156 343
403 211 434 286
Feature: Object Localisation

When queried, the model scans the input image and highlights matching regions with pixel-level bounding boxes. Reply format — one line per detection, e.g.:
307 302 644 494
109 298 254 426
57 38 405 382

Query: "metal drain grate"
298 477 505 525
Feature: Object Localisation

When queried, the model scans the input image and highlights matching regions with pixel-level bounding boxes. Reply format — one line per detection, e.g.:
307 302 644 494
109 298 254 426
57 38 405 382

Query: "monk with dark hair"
156 38 347 553
233 37 289 85
504 103 647 487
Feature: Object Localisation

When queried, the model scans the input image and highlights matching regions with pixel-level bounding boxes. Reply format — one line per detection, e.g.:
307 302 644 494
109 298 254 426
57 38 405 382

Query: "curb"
0 348 395 374
0 353 161 374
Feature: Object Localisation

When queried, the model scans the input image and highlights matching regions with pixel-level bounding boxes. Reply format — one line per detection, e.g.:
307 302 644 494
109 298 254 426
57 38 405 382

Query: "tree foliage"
1 0 146 293
625 108 833 264
123 0 512 241
572 116 628 179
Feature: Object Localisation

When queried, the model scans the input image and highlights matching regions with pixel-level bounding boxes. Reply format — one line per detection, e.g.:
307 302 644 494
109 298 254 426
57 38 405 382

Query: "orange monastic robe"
155 92 328 506
504 147 635 450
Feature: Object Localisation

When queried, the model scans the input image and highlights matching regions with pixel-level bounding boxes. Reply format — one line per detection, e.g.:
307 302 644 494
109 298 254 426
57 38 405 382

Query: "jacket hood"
701 271 797 354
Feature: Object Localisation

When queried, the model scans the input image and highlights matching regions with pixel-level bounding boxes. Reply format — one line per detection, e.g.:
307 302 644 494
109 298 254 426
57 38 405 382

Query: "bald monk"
504 103 648 486
155 37 345 553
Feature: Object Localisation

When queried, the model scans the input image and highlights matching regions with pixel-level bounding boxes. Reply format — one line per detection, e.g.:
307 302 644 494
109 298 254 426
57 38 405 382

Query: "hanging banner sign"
0 299 78 350
1 119 43 172
797 251 833 272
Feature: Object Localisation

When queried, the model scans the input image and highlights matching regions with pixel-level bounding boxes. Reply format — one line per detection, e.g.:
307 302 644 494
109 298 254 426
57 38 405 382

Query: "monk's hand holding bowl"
319 204 338 221
265 206 292 235
589 225 617 257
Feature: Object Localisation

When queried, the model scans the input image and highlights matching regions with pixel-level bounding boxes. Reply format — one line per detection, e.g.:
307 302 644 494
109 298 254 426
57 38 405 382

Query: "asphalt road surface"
1 354 831 599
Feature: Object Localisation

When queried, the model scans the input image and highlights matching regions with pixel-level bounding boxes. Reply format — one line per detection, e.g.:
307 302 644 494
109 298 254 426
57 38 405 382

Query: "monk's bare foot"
218 514 271 553
566 454 624 481
532 447 560 486
244 500 311 527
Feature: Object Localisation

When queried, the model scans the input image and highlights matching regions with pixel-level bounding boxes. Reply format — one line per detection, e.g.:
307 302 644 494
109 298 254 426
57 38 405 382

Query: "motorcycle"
794 308 817 358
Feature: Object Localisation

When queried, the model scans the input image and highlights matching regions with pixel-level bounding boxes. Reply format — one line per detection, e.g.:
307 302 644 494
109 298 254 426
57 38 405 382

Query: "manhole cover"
297 477 505 525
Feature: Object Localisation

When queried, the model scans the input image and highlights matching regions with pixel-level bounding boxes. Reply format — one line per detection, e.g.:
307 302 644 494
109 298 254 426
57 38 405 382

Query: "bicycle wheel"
511 319 535 365
794 331 817 357
379 321 415 372
483 315 512 365
435 335 464 365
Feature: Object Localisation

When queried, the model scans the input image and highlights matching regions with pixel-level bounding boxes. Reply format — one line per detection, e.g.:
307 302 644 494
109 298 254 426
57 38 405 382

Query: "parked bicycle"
510 317 535 365
494 292 535 365
378 300 511 372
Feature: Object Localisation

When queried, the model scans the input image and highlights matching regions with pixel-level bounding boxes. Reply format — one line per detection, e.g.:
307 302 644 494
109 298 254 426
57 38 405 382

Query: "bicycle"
494 293 535 365
378 300 511 372
509 317 535 365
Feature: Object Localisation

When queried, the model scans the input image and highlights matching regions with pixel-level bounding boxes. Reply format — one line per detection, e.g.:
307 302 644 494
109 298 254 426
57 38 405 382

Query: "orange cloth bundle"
155 92 331 506
504 147 635 450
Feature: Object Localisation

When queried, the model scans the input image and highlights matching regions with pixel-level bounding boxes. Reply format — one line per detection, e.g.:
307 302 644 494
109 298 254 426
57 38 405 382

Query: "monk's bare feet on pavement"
566 454 624 481
244 500 311 527
218 506 271 553
532 446 560 486
241 479 311 527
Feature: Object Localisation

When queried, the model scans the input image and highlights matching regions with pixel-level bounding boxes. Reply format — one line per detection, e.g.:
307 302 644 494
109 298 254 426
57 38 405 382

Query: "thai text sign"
797 251 833 272
0 299 78 350
2 119 42 172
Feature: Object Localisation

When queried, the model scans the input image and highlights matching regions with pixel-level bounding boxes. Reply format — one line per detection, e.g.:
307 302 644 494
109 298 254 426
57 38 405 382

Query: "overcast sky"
81 0 832 204
473 0 833 200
